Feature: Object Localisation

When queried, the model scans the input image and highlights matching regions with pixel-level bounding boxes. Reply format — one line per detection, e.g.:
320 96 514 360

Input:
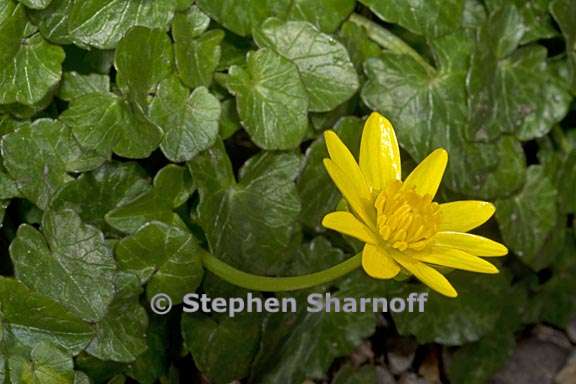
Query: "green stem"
201 252 362 292
348 13 436 76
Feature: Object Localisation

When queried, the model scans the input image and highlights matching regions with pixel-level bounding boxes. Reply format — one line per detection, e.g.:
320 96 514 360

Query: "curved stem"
348 13 436 76
201 252 362 292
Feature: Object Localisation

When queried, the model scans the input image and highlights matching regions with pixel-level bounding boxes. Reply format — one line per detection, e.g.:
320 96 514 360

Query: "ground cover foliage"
0 0 575 383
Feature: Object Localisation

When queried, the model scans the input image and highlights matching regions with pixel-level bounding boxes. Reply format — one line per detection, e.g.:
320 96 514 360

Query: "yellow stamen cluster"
374 181 441 252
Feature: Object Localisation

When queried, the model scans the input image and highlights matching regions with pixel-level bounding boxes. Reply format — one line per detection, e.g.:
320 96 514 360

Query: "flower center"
374 181 441 252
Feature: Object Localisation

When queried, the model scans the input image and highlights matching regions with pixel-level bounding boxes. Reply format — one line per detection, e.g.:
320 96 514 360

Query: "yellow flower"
321 112 507 298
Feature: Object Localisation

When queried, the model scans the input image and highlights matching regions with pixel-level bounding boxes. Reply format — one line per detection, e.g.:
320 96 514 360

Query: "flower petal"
359 112 401 190
362 244 401 279
391 250 458 297
402 148 447 199
412 247 498 274
439 201 495 232
324 130 371 199
322 211 379 244
434 232 508 256
323 159 375 228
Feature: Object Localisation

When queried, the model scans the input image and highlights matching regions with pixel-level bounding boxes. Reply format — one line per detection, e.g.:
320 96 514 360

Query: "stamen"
374 181 441 254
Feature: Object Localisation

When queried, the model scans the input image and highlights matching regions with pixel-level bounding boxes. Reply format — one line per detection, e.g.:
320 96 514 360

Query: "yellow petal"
391 250 458 297
322 211 379 244
362 244 401 279
324 130 371 199
323 159 375 228
439 201 495 232
402 148 448 199
359 113 401 190
412 247 498 274
434 232 508 256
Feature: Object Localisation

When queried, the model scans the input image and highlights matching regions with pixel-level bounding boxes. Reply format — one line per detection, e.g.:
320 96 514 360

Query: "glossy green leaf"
8 342 74 384
58 72 110 102
485 0 557 44
251 292 376 383
359 0 464 38
173 7 224 88
362 36 526 199
0 277 93 354
467 6 571 141
447 331 515 384
115 27 173 106
172 6 210 38
116 222 204 302
67 0 178 49
149 77 221 162
551 0 576 93
392 273 510 345
124 317 168 384
85 272 148 363
1 119 105 209
182 313 261 384
0 2 64 105
255 18 359 112
189 140 301 274
224 48 309 149
60 92 163 159
28 0 74 44
495 166 558 271
10 209 116 322
196 0 289 37
49 162 151 237
226 49 308 149
106 164 192 234
17 0 52 9
286 0 355 34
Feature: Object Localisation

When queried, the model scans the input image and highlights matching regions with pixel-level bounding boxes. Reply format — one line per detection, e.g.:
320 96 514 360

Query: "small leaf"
17 0 52 9
447 331 515 384
1 119 105 209
149 76 221 162
251 292 376 383
8 342 74 384
115 27 173 106
225 48 309 149
254 18 359 112
196 0 289 37
49 161 151 237
173 7 224 88
116 222 204 302
359 0 464 38
58 71 110 102
60 92 163 159
0 277 93 354
495 165 558 271
85 272 148 363
10 209 116 322
485 0 557 44
392 273 511 345
362 34 527 199
182 313 262 384
67 0 178 49
285 0 355 34
28 0 74 44
467 6 571 141
189 140 301 274
551 0 576 93
0 2 64 105
106 164 192 234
